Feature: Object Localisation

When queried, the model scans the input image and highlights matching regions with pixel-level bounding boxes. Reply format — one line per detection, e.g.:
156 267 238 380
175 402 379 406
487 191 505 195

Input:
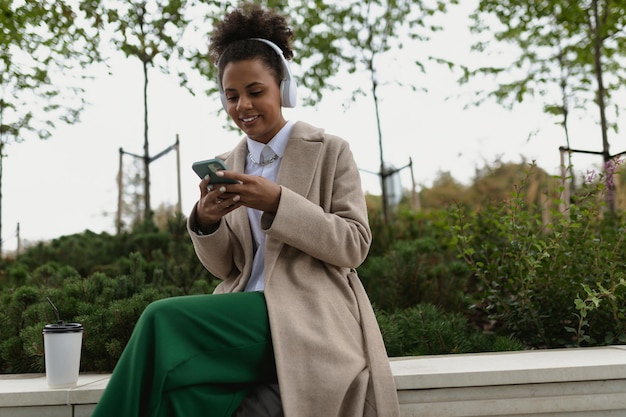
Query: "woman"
92 3 400 417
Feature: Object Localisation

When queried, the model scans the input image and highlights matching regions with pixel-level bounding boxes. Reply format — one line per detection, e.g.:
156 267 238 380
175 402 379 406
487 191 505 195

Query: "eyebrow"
224 81 265 92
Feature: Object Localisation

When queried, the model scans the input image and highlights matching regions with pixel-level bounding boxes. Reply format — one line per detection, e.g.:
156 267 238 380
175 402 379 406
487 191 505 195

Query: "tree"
320 0 459 223
77 0 459 227
0 1 100 254
418 171 469 208
184 0 354 107
462 0 626 210
186 0 458 223
82 0 191 225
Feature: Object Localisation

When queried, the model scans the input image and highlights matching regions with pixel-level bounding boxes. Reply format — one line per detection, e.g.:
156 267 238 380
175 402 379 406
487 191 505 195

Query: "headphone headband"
218 38 298 110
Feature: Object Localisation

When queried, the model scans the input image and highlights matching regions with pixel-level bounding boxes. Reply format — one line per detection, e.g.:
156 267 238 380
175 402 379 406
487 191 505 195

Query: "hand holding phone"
192 158 239 184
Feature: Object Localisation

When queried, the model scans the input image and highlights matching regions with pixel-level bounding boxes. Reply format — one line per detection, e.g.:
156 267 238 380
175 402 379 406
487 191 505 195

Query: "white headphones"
219 38 298 110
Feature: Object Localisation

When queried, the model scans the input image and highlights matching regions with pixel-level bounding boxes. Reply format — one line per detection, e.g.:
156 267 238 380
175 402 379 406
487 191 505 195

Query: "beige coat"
188 121 400 417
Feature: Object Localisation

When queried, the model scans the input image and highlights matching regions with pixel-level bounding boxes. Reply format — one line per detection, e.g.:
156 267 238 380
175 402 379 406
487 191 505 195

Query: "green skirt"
91 291 275 417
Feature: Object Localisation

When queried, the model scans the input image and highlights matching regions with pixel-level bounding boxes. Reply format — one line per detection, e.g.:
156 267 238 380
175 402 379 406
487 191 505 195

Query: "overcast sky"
2 1 612 253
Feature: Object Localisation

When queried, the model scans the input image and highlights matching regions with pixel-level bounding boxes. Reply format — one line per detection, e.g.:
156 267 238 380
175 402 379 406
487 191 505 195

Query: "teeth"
242 116 257 122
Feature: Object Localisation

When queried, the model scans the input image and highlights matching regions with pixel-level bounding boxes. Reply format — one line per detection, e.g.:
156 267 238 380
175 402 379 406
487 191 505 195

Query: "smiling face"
221 58 286 144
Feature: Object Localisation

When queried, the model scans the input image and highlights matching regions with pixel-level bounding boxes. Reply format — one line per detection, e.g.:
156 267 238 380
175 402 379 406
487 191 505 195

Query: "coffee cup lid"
42 322 84 333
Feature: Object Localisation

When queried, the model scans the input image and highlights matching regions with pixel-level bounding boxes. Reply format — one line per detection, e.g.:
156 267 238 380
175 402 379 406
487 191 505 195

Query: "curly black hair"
209 3 294 85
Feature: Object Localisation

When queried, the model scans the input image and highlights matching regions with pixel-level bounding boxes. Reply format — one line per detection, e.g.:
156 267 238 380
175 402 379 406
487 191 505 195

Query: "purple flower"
584 169 597 185
604 157 623 190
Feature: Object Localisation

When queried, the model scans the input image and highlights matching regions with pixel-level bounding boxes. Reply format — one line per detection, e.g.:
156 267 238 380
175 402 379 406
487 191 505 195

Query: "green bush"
1 259 162 372
451 164 626 348
0 214 220 373
5 174 625 375
0 252 218 373
377 303 524 357
360 235 471 313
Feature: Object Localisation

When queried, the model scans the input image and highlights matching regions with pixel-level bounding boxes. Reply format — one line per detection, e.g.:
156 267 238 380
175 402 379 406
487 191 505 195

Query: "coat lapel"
264 122 324 281
276 121 324 196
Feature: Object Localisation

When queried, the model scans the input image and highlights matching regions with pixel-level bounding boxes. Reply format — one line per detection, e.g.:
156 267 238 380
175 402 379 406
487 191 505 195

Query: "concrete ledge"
0 373 109 407
0 373 109 417
390 345 626 416
2 346 626 417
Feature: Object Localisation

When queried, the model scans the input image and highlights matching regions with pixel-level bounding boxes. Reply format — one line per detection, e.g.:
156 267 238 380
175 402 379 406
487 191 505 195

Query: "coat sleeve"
187 206 249 285
261 139 371 268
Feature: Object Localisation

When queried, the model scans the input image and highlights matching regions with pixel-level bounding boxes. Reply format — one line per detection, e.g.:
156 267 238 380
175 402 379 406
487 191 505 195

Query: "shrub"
451 164 626 348
377 303 524 357
0 255 219 373
360 235 471 313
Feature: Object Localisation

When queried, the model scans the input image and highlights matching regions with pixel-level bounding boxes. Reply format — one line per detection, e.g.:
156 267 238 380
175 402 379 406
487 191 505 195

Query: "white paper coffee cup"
42 322 84 388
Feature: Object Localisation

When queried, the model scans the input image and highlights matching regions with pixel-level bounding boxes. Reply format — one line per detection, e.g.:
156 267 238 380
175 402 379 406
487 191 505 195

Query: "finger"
200 175 211 196
215 170 243 184
220 194 239 207
226 204 241 212
204 184 226 198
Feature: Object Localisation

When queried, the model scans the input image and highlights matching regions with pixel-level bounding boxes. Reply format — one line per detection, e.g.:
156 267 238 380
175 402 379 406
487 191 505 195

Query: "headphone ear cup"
280 78 297 108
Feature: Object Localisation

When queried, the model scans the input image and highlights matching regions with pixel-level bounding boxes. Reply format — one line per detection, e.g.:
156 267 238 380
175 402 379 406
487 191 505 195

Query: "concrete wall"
2 346 626 417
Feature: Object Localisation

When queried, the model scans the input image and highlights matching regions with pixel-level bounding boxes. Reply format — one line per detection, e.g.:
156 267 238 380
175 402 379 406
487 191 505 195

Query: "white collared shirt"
244 120 294 292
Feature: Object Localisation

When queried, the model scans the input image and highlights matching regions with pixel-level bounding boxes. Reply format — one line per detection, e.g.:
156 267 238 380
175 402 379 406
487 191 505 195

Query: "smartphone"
192 158 239 184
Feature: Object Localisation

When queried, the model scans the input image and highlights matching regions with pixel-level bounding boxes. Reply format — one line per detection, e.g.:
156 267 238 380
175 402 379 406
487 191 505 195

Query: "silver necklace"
248 152 279 166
